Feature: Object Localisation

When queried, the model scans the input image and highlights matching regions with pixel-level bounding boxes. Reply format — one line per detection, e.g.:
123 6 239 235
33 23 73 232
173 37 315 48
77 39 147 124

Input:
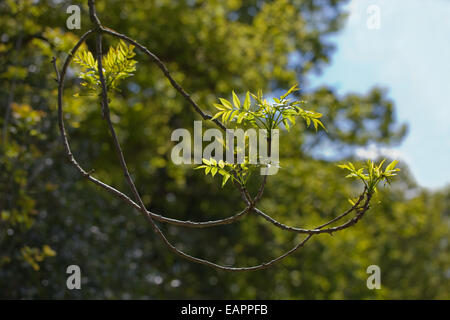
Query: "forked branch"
53 0 384 271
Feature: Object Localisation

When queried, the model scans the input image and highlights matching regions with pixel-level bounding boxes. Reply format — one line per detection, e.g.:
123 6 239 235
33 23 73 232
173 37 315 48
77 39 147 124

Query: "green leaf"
337 164 351 171
218 168 228 176
222 173 231 187
305 117 311 127
211 111 223 120
73 40 137 94
281 83 299 100
243 91 251 110
232 91 241 108
237 112 246 124
312 119 319 131
213 103 226 111
348 162 356 171
219 98 232 109
386 160 399 172
283 118 290 131
377 159 386 169
315 119 327 132
228 110 237 122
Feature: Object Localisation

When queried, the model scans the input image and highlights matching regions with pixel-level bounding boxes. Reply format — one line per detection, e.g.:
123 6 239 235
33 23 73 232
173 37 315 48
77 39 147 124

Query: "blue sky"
308 0 450 190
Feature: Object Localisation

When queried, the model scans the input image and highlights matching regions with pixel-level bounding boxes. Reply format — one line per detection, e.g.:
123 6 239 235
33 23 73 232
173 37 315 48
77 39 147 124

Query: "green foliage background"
0 0 448 299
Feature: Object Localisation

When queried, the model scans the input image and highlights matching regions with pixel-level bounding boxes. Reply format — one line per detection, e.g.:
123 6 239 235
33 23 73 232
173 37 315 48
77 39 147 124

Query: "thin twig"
252 191 371 235
51 57 60 82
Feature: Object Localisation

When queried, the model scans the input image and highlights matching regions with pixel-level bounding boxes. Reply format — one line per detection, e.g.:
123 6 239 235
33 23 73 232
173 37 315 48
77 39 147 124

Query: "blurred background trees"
0 0 448 299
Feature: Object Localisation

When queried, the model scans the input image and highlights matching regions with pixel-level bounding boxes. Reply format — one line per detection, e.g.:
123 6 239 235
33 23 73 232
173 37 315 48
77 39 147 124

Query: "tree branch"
52 0 376 271
252 191 371 235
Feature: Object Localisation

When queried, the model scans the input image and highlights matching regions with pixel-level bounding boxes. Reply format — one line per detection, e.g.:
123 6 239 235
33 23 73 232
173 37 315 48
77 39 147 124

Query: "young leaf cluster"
338 159 400 194
211 84 326 134
195 158 252 187
198 84 325 187
73 40 137 96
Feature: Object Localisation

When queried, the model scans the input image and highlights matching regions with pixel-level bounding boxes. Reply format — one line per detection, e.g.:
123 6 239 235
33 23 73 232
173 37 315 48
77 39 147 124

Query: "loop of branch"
55 30 253 229
251 191 371 235
55 26 313 272
53 1 375 271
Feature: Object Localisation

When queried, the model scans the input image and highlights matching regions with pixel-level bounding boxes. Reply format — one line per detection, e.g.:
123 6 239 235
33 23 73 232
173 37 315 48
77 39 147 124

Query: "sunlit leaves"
195 158 233 187
20 245 56 271
338 159 400 193
73 40 137 95
205 84 327 186
211 83 326 133
195 158 252 187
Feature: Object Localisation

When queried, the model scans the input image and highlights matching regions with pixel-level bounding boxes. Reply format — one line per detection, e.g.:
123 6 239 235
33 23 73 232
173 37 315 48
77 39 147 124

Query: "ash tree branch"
52 0 317 272
252 190 371 235
52 0 376 272
91 1 291 271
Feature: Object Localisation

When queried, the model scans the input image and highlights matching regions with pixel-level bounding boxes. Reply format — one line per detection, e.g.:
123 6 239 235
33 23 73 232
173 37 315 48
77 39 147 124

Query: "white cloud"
355 144 406 162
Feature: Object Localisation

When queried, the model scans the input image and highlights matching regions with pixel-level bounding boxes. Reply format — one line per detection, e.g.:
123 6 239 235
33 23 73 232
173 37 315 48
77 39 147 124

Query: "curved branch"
55 14 313 272
52 0 377 272
314 189 367 230
151 229 313 272
55 30 252 229
100 25 273 214
101 24 270 220
93 29 317 272
252 191 372 235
